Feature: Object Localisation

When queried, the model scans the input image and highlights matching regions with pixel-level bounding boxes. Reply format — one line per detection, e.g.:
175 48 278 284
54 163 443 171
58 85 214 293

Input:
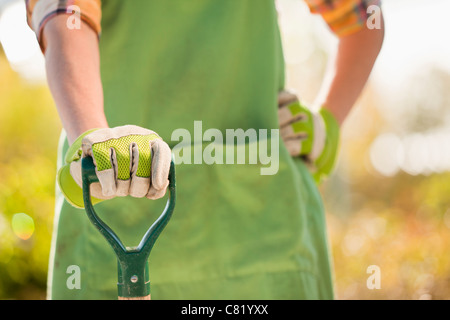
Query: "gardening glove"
278 90 340 184
57 125 172 208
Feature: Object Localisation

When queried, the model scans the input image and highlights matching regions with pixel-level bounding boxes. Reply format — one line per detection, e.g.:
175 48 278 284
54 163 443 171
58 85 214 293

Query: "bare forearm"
316 16 385 125
43 15 108 145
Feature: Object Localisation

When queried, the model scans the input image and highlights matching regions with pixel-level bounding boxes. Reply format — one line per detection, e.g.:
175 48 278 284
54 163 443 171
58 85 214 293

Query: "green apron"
47 0 334 299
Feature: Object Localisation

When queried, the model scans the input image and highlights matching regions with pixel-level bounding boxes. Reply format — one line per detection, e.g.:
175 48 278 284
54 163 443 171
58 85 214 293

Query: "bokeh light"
370 130 450 177
11 213 35 240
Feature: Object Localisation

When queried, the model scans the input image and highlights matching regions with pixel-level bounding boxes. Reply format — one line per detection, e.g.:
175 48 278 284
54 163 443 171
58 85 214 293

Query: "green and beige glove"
278 90 340 183
57 125 172 208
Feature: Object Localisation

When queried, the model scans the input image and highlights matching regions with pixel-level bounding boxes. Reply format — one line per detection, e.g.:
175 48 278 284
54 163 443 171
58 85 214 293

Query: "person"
26 0 384 299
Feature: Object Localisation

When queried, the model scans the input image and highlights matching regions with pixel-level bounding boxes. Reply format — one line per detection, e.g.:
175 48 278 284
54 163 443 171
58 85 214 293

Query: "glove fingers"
69 160 115 200
82 130 118 198
278 90 299 107
129 143 151 198
283 139 302 157
280 124 308 140
279 105 308 157
147 180 169 200
80 125 169 199
115 144 134 197
278 104 307 128
94 147 117 197
147 139 171 200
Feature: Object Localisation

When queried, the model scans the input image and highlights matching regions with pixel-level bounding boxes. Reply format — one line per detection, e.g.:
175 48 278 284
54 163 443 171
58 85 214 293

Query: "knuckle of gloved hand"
278 90 299 107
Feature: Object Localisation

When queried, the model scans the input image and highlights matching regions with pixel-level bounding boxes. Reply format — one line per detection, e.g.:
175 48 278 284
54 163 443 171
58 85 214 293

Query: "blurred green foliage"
0 49 61 299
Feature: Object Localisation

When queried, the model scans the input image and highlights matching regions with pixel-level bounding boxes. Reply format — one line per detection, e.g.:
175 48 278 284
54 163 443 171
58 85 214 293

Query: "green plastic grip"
81 156 176 299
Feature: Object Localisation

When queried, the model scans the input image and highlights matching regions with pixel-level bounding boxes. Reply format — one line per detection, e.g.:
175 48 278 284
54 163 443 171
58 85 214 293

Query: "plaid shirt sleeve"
25 0 101 50
304 0 382 37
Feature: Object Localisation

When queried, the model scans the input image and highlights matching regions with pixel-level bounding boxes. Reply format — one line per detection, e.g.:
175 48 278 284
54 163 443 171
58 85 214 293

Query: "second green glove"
278 90 340 183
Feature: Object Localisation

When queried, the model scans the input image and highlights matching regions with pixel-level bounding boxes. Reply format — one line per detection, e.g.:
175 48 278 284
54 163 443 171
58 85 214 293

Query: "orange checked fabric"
304 0 381 37
26 0 101 49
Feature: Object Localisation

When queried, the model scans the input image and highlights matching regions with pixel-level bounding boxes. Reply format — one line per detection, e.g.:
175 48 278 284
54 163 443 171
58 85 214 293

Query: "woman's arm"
43 15 108 145
315 14 385 125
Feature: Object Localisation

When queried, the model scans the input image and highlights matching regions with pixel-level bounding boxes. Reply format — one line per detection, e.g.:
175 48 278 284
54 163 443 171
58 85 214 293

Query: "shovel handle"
81 155 176 300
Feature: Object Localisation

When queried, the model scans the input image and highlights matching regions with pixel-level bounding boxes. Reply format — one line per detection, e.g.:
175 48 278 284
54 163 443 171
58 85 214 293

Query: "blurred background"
0 0 449 299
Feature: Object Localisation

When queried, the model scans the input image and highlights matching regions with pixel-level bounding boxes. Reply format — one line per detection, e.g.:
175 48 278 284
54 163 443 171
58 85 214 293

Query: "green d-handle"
81 156 176 300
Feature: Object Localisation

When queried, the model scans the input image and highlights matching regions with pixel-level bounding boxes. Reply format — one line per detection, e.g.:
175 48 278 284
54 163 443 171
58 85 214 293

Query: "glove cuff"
64 128 100 164
310 111 327 161
58 128 103 208
313 108 340 183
